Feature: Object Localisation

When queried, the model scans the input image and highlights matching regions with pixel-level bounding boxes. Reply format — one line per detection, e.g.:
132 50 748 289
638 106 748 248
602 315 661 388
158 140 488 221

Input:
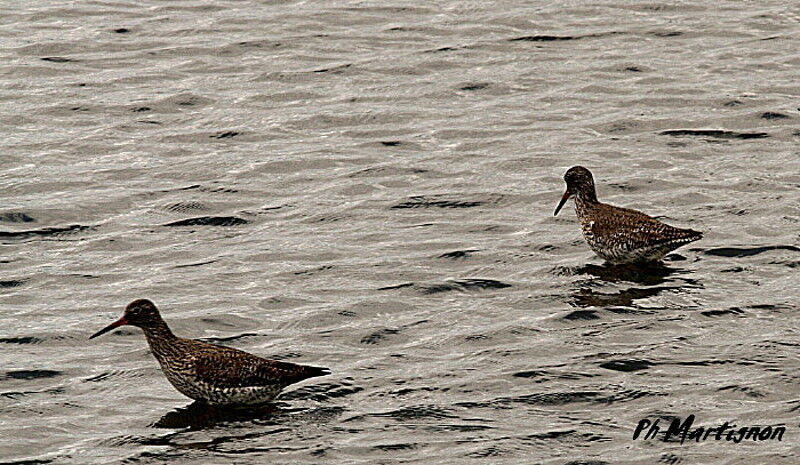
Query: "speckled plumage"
554 166 702 264
90 299 329 405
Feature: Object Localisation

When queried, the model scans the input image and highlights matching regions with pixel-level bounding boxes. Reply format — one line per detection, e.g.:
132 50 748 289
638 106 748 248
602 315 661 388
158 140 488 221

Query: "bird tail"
303 365 331 379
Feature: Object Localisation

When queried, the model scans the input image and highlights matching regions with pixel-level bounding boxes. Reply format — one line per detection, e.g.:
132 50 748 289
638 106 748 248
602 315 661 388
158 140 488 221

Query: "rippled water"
1 1 799 464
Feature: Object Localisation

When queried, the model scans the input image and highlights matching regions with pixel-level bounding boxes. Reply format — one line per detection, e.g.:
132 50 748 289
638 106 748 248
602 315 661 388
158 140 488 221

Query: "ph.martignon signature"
633 415 786 444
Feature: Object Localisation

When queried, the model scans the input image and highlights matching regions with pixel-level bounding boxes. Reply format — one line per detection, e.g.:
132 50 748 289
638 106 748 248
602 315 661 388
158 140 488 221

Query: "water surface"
1 1 798 463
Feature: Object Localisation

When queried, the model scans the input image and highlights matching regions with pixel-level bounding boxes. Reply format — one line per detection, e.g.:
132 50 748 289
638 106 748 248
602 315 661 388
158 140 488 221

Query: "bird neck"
573 187 598 215
140 320 180 360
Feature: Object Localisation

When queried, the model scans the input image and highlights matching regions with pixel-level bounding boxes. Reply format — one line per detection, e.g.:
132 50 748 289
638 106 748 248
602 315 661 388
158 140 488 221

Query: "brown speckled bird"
554 166 702 264
90 299 329 405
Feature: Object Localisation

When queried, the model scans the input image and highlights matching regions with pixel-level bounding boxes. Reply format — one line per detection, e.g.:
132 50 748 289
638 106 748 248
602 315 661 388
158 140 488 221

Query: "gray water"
1 1 799 464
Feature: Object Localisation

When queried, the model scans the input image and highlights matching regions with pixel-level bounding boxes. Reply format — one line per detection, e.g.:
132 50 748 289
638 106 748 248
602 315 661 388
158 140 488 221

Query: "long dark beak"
89 316 128 340
553 190 572 216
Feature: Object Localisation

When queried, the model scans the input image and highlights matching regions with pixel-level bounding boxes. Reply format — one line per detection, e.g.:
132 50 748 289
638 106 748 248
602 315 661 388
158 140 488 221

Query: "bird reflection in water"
565 260 702 309
152 401 282 431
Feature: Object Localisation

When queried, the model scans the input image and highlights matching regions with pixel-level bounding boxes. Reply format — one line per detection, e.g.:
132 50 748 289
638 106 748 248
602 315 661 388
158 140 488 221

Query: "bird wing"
189 343 329 389
591 204 702 251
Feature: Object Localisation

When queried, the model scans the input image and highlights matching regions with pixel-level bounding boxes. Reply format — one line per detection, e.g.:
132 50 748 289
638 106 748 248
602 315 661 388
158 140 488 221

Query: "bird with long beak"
553 166 702 264
90 299 329 405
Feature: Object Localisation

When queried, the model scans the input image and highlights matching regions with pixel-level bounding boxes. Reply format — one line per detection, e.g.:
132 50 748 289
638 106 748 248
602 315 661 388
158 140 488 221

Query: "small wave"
163 216 249 227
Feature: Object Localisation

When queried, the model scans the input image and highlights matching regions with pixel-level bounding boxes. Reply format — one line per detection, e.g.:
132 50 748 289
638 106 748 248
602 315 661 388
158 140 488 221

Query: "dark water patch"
269 351 302 360
459 83 490 91
132 106 150 112
137 120 161 124
113 28 130 33
361 328 399 344
169 184 238 194
380 140 401 146
2 370 62 380
467 446 505 458
599 359 654 372
41 57 75 62
0 213 35 223
1 387 64 399
164 201 207 213
198 332 259 344
280 382 363 402
523 429 577 441
349 166 429 178
210 131 240 139
761 112 789 120
163 216 249 227
424 424 492 432
566 461 610 465
438 249 478 259
605 307 659 315
370 405 455 421
559 372 598 381
503 391 605 405
173 259 217 269
421 279 511 294
704 245 800 257
392 196 484 209
98 434 151 447
701 307 745 317
653 31 682 37
563 310 600 320
664 253 686 261
674 360 743 367
748 303 792 311
238 40 282 48
425 46 461 53
720 266 746 272
533 430 612 444
313 63 351 73
513 370 548 379
625 66 642 72
604 389 666 403
256 205 287 213
607 182 636 191
373 443 416 451
0 280 26 288
509 35 577 42
0 459 55 465
771 260 800 268
293 265 334 276
0 224 91 240
451 278 511 291
660 129 769 139
0 336 42 344
390 386 441 396
718 385 765 398
377 282 414 291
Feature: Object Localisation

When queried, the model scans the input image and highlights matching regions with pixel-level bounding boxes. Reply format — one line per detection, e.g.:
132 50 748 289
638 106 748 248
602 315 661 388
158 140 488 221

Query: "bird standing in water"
554 166 702 264
90 299 329 405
